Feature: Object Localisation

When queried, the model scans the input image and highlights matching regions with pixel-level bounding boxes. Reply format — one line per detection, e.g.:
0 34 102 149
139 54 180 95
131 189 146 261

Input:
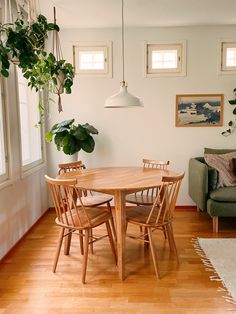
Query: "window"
220 41 236 74
17 68 43 170
144 41 186 77
73 42 112 77
0 81 8 182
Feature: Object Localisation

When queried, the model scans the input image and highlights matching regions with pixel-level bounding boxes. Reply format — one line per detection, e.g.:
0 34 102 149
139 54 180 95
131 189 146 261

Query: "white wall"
0 67 48 260
47 26 236 205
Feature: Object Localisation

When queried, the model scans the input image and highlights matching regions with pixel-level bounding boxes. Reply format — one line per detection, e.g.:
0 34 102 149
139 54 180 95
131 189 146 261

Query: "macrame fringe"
192 238 236 306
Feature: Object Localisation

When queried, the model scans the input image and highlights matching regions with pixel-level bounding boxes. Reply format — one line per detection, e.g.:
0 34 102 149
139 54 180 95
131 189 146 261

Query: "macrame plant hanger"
53 6 64 113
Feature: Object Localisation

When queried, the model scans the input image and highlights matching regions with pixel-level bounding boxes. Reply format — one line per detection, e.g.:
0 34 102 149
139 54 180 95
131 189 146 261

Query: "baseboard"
0 208 50 263
175 206 197 211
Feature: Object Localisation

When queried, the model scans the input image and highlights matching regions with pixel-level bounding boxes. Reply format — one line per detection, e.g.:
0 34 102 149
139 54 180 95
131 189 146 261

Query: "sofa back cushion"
204 147 236 154
204 152 236 187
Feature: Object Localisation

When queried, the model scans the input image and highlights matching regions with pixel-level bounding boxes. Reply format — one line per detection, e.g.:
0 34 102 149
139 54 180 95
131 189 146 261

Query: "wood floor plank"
0 210 236 313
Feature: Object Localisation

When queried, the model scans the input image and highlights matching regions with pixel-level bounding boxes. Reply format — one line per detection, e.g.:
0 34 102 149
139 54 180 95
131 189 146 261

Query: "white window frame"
218 40 236 75
0 79 9 183
144 41 187 77
16 68 44 173
73 41 113 77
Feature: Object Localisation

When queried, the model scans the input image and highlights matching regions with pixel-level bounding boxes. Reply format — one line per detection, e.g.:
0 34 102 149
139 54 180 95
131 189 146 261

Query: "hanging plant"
222 88 236 136
0 11 74 112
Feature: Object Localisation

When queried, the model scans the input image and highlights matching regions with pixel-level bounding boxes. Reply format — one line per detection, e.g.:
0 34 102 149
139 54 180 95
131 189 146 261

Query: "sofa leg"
212 216 218 233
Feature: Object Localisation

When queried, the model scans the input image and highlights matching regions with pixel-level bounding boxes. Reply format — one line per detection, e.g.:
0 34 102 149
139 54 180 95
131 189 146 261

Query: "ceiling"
39 0 236 29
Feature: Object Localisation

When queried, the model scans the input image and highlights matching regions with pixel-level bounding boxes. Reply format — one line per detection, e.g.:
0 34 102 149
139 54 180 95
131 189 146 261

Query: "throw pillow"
204 152 236 187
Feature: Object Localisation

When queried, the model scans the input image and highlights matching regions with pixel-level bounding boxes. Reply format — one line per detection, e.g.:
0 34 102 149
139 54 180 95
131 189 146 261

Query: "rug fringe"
192 238 236 307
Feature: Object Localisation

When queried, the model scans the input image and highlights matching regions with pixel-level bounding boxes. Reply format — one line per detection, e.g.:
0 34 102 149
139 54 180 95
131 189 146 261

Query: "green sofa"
189 149 236 233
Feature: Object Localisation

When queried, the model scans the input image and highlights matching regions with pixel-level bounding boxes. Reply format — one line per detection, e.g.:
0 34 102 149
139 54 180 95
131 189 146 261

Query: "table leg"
114 190 126 280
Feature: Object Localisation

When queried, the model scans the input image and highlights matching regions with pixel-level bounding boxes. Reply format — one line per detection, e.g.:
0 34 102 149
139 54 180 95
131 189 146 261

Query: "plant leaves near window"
222 90 236 136
0 12 74 113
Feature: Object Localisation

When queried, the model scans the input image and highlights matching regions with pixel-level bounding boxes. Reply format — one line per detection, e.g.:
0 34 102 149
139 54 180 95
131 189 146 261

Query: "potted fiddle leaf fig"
222 88 236 136
46 119 99 155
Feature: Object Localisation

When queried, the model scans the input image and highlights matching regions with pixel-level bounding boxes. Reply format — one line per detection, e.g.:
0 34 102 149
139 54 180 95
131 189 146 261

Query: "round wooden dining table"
57 166 179 280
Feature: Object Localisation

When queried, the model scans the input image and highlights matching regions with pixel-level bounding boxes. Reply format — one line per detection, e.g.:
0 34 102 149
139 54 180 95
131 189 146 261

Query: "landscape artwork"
176 94 223 127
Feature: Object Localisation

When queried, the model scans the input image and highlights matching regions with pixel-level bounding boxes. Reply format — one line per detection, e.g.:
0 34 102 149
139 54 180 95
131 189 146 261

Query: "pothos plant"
222 88 236 136
0 13 74 112
46 119 99 155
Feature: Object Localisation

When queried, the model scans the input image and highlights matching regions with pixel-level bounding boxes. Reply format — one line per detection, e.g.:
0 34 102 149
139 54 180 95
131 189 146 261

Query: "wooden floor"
1 210 236 314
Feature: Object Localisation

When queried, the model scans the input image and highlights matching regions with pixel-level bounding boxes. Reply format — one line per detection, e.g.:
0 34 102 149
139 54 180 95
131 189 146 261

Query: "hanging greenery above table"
0 10 74 113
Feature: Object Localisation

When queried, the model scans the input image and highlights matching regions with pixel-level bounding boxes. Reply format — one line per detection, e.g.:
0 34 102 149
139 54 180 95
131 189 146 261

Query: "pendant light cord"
121 0 125 85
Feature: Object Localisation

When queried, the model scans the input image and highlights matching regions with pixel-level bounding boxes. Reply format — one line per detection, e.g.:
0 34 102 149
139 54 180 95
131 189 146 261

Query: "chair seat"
126 205 161 226
126 194 156 205
77 194 113 207
56 207 111 229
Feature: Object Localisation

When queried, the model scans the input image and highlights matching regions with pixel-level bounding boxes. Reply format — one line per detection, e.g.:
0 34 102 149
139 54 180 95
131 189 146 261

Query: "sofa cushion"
204 147 236 154
209 186 236 202
207 199 236 217
204 152 236 187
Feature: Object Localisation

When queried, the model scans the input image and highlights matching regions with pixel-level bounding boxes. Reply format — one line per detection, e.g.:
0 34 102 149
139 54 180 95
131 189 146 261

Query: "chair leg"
107 202 117 242
166 223 179 263
89 229 94 254
144 227 149 251
64 229 72 255
162 226 167 239
106 221 117 264
79 230 84 255
53 227 65 273
147 227 160 279
82 229 89 284
213 216 219 233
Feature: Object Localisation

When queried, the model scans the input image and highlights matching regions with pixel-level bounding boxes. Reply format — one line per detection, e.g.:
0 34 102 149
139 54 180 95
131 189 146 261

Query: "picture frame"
176 94 224 127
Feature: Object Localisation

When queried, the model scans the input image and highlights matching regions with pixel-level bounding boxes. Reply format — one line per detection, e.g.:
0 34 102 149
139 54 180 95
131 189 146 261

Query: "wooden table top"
57 166 179 192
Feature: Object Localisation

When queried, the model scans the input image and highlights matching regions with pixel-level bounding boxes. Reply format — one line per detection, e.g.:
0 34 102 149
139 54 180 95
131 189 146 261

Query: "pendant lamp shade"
104 0 143 108
104 81 143 108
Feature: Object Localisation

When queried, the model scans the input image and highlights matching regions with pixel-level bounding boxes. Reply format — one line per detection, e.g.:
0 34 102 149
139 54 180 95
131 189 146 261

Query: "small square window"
220 41 236 74
144 41 186 77
73 42 112 77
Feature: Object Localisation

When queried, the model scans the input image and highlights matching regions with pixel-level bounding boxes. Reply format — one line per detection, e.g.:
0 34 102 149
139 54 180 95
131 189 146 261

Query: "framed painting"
176 94 224 127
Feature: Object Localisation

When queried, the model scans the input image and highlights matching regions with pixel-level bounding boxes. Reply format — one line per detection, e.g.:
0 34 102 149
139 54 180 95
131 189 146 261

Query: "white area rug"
193 238 236 304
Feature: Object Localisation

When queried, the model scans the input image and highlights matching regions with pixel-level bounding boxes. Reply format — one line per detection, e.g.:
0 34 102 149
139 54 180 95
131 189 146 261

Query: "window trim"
73 41 113 78
15 67 44 173
0 79 9 184
144 40 187 77
218 40 236 75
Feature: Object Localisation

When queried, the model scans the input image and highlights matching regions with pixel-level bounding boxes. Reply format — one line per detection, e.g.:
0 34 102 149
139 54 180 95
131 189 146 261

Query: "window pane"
152 50 177 69
17 69 42 167
0 84 6 176
226 48 236 67
79 51 105 70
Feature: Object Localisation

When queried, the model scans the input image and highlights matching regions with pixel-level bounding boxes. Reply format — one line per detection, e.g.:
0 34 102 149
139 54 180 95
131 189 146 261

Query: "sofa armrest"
189 158 209 211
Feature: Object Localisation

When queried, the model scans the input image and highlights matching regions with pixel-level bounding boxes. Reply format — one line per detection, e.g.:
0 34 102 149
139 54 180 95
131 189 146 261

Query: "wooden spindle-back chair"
45 175 117 283
126 173 184 279
126 159 170 206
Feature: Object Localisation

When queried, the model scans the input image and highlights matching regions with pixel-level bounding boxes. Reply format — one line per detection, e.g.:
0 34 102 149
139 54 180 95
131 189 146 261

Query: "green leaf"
82 123 98 135
229 99 236 105
233 108 236 115
56 119 75 129
228 121 233 126
62 134 80 155
54 131 68 148
45 131 52 142
1 69 9 77
80 135 95 153
74 125 88 140
52 126 69 134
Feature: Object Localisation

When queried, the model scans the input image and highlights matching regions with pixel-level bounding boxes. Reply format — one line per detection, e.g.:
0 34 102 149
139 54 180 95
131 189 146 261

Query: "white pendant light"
105 0 143 108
